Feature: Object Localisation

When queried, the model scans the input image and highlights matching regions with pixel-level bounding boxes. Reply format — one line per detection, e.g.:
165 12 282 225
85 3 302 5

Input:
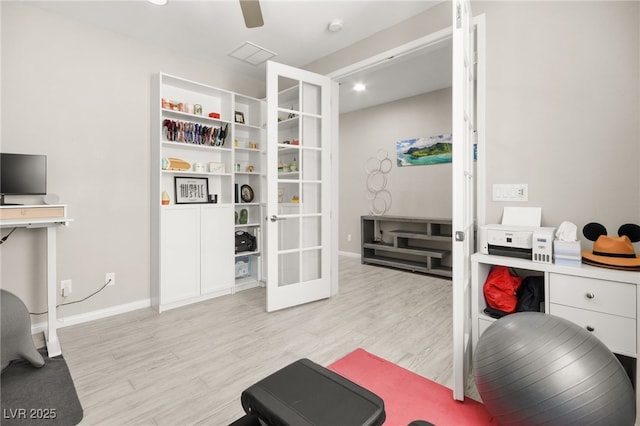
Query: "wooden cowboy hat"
582 223 640 271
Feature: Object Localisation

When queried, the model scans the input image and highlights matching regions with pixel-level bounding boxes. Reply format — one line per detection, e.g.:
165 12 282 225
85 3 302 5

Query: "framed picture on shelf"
234 111 245 124
240 184 254 203
174 177 209 204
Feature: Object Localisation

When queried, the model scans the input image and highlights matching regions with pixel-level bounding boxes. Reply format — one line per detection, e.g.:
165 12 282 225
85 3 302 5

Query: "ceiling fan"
239 0 264 28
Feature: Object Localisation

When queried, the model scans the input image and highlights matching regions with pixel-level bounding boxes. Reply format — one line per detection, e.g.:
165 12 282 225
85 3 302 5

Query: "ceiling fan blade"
239 0 264 28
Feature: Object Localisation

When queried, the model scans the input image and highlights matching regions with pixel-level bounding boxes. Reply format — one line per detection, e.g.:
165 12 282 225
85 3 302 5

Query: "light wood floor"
56 256 479 425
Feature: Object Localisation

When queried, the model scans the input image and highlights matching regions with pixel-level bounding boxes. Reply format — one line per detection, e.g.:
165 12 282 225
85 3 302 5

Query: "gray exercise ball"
1 289 45 370
474 312 635 426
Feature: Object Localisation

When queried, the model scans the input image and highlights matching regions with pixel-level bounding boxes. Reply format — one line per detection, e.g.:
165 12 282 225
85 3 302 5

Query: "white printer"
479 224 556 263
479 207 556 263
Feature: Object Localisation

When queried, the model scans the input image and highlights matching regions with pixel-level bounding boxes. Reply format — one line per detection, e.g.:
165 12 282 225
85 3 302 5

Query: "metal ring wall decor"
365 149 392 215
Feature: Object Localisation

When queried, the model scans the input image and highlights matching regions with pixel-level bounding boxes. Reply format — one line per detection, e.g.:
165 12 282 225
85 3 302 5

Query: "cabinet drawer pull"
585 292 595 299
586 325 595 332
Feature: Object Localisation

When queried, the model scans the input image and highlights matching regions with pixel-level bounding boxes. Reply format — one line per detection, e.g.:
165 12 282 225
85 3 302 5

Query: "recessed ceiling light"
328 19 343 32
148 0 168 5
353 83 366 92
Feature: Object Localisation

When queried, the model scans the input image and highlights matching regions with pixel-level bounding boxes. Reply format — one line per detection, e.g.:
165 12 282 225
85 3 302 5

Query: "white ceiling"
28 0 451 112
337 37 452 113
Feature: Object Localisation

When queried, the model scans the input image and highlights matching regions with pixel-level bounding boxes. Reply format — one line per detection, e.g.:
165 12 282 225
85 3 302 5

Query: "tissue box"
554 256 582 267
554 240 581 267
554 240 581 256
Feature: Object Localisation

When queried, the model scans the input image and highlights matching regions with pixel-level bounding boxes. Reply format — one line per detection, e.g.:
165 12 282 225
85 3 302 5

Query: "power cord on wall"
2 226 112 315
29 278 113 316
0 227 17 244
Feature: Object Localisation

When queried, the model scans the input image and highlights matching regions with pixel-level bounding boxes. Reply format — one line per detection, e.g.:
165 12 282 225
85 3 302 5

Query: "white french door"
452 0 476 401
265 61 333 312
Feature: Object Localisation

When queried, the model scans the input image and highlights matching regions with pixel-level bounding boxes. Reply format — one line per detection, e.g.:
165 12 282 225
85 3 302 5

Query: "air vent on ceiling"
228 41 277 66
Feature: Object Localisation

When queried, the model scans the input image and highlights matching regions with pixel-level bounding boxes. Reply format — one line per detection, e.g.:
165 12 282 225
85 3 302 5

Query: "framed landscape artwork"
396 134 453 167
396 134 477 167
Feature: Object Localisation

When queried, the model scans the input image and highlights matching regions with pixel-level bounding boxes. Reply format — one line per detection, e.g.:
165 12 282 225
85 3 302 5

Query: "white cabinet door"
201 204 234 294
265 61 333 312
161 205 201 304
452 0 476 401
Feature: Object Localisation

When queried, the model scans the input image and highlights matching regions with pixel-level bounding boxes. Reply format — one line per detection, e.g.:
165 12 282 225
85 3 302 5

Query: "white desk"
471 253 640 424
0 205 72 357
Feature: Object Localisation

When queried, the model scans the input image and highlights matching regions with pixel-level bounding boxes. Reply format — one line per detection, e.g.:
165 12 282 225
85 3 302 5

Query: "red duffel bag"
483 265 522 314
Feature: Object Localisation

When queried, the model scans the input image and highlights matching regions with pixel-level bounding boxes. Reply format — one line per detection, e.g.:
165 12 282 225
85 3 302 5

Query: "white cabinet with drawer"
548 272 637 356
549 304 636 355
471 253 640 425
548 273 636 318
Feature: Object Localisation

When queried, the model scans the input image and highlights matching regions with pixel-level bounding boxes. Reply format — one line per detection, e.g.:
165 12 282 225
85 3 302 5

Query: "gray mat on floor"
1 348 83 425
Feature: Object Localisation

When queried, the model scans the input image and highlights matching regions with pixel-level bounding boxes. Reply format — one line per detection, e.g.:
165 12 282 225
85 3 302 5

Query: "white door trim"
326 11 488 401
327 22 485 225
474 14 487 228
327 26 453 81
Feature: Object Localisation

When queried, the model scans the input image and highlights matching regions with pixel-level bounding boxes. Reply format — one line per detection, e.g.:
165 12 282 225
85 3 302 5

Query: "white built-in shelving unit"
150 73 265 312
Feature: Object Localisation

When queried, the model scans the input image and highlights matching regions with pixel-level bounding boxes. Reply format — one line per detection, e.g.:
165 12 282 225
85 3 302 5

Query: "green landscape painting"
396 134 453 167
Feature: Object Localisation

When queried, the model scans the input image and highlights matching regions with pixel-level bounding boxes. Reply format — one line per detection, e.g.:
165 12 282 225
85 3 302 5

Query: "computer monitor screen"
0 153 47 199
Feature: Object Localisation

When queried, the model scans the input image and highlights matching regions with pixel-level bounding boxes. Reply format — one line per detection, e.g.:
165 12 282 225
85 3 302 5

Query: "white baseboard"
32 322 47 336
338 250 360 259
31 299 151 335
31 254 356 336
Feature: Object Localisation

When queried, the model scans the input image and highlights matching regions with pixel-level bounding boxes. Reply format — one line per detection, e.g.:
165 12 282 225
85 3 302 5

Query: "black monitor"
0 153 47 205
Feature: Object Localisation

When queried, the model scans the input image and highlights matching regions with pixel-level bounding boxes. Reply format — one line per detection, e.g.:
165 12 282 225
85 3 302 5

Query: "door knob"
268 215 286 222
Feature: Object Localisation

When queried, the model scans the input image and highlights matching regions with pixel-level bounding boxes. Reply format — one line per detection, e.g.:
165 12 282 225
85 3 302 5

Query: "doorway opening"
329 27 456 259
328 17 487 402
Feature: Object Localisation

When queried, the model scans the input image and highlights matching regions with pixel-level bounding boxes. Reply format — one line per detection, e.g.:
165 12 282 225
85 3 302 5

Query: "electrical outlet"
492 184 529 202
61 279 72 297
106 272 116 287
347 234 352 242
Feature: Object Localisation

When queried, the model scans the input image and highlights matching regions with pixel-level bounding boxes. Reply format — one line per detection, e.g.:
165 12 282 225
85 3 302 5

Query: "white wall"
311 1 640 252
479 1 640 237
339 88 452 254
0 2 263 318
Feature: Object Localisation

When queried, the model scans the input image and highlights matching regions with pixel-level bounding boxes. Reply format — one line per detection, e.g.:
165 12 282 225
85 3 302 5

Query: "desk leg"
45 226 62 357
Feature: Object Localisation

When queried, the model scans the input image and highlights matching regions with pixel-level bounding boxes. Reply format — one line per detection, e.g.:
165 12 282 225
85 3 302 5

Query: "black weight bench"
230 358 386 426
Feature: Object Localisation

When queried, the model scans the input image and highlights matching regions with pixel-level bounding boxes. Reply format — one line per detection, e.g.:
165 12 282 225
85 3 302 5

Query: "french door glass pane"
301 249 321 281
301 148 321 180
278 184 300 217
301 82 321 115
301 216 321 248
278 252 299 287
278 78 299 111
301 116 321 148
279 216 300 251
301 183 321 214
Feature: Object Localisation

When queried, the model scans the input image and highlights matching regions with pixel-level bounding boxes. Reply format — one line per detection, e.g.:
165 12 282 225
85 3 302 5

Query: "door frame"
327 16 487 395
326 21 486 222
475 15 487 229
327 26 453 82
